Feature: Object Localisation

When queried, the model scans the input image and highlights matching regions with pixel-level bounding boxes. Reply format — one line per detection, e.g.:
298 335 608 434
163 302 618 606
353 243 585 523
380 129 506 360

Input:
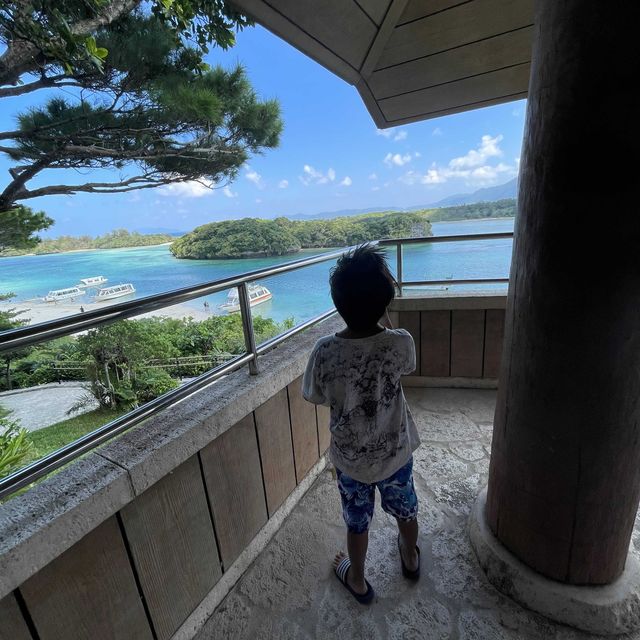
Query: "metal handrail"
0 231 513 499
378 231 513 295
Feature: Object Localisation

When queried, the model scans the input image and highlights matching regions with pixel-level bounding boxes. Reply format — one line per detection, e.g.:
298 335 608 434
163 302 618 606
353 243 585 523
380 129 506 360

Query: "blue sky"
0 26 526 237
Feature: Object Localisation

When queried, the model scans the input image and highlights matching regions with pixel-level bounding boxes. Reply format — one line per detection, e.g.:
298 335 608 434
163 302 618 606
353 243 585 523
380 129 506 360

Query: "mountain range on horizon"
289 177 518 220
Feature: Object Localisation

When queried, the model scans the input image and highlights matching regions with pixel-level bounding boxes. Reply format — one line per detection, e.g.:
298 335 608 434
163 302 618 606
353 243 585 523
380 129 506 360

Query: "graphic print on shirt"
315 337 410 466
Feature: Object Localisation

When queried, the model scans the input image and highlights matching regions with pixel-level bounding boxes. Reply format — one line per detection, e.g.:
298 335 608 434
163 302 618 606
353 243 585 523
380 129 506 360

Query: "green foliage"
171 211 433 259
0 1 252 84
424 199 517 222
22 408 125 467
0 14 281 212
74 314 291 409
0 417 33 478
1 229 174 257
0 206 53 251
0 293 31 390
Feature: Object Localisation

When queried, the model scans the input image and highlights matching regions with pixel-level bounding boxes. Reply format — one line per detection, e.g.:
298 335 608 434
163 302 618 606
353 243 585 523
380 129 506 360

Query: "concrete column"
486 0 640 585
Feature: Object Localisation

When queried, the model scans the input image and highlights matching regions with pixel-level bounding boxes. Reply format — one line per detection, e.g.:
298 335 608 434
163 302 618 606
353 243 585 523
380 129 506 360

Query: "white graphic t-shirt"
302 328 420 483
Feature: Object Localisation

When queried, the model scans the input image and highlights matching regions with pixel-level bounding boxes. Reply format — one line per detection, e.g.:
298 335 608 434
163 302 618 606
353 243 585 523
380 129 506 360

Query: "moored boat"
220 284 272 313
76 276 108 288
94 283 136 301
43 287 86 303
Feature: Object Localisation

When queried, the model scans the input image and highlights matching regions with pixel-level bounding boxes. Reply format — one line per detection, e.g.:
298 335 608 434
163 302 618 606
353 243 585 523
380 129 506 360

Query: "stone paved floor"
196 388 640 640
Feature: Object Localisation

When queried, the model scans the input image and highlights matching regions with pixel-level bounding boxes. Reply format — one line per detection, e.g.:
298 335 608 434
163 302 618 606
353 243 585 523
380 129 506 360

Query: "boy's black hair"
330 243 396 331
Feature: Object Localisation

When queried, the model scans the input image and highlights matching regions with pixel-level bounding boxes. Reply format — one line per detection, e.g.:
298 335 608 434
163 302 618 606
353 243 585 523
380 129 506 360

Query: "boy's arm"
401 332 416 375
302 347 327 405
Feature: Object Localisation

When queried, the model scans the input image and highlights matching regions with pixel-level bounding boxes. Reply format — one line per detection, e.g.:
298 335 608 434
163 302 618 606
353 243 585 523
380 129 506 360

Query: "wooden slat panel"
399 0 468 25
0 594 32 640
288 376 320 481
22 517 152 640
200 414 268 569
254 389 297 515
398 311 420 375
267 0 377 69
379 63 530 121
120 456 221 640
483 309 506 378
420 310 451 376
357 0 392 25
450 310 485 378
378 0 534 68
370 27 532 99
316 404 331 454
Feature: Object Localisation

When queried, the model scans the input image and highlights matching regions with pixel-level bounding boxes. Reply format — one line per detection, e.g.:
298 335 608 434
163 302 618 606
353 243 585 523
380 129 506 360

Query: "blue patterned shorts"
336 457 418 534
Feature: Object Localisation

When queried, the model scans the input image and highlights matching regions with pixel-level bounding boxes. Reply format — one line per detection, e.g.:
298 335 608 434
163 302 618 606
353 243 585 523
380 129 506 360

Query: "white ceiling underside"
231 0 534 127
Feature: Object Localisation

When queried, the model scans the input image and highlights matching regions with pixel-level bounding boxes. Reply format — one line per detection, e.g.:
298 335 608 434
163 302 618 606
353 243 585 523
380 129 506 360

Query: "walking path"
0 382 98 431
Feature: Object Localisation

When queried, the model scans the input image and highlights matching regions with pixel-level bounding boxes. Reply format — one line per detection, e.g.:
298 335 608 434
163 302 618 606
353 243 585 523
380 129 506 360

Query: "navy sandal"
334 556 375 604
397 535 420 580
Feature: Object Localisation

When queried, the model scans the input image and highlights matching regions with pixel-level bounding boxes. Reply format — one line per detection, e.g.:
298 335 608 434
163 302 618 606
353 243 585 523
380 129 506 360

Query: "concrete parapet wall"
389 293 507 388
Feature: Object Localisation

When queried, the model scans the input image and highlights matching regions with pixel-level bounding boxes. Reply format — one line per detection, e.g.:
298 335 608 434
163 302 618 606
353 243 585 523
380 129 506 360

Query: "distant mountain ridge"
426 178 518 208
291 178 518 220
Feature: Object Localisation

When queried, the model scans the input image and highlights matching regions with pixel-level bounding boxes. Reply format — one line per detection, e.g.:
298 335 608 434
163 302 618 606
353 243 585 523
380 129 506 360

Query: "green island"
171 199 516 259
0 229 174 257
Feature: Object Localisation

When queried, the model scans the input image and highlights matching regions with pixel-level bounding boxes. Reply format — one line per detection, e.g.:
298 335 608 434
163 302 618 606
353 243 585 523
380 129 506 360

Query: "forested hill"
425 198 516 222
171 211 432 259
1 229 174 256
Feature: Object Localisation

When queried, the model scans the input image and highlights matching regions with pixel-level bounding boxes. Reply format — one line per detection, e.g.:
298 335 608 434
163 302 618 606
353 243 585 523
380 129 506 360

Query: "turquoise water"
0 218 514 324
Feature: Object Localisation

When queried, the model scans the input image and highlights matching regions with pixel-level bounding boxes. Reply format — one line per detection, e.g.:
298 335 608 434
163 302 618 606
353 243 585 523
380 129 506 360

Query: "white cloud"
245 167 265 189
368 173 378 181
340 176 352 187
223 186 238 198
255 198 262 204
371 186 380 191
377 127 408 142
159 179 215 198
384 152 412 167
449 134 503 169
278 179 289 189
432 127 443 136
399 135 517 187
423 168 447 184
300 164 337 186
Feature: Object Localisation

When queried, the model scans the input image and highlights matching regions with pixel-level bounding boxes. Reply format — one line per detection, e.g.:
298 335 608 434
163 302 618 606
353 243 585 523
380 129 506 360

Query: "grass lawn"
24 408 126 464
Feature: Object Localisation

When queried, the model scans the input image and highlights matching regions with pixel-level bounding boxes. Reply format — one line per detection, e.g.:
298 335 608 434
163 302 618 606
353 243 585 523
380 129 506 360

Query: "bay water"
0 218 514 325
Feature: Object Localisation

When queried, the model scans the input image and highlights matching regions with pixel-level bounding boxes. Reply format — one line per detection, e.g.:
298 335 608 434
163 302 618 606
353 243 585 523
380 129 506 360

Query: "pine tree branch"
0 76 84 98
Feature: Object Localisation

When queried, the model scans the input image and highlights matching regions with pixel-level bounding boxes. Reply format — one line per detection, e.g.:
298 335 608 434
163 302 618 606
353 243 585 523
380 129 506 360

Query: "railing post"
238 282 259 375
396 242 403 297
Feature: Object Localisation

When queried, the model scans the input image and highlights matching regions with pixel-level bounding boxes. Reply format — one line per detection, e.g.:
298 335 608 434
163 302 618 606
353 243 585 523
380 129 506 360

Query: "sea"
0 218 514 325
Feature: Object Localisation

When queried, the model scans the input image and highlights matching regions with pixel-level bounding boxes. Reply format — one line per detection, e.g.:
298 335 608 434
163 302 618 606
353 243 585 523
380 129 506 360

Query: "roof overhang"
231 0 534 127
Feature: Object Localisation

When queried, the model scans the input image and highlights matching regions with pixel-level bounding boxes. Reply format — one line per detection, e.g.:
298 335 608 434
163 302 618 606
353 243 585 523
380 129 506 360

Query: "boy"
302 244 421 604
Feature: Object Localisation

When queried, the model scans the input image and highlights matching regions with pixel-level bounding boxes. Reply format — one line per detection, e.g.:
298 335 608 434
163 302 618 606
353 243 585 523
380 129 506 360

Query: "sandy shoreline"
1 241 174 259
0 299 210 326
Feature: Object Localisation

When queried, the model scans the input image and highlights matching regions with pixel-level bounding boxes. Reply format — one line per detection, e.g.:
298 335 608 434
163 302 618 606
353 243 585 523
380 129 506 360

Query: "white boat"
76 276 108 288
43 287 86 303
95 283 136 301
220 284 272 313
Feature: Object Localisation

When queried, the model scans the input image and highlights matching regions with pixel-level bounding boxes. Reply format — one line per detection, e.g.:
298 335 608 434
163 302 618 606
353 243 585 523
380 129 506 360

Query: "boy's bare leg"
397 518 419 571
333 530 369 594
